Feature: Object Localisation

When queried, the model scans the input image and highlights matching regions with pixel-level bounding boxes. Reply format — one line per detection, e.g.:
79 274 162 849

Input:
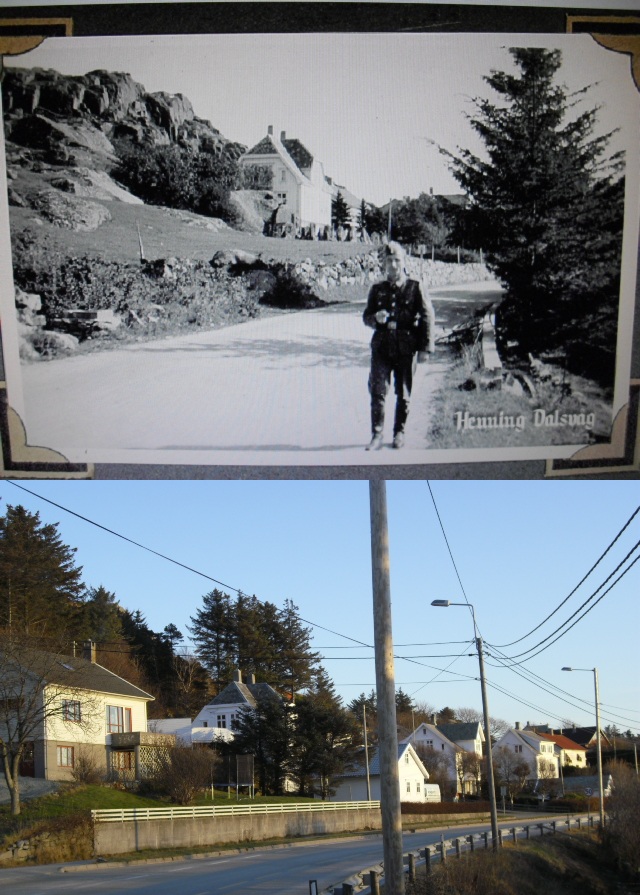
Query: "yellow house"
1 642 161 782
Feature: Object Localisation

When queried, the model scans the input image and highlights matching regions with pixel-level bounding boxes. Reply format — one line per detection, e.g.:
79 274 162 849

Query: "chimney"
83 641 97 663
268 125 273 136
431 713 437 725
246 672 256 685
233 669 242 683
515 721 521 730
280 130 286 142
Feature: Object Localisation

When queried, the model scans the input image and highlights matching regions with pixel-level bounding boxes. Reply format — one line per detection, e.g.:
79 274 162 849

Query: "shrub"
260 265 323 309
152 746 218 805
71 750 104 786
603 762 640 873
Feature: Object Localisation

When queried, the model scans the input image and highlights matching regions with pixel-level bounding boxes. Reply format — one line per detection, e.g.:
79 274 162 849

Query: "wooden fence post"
440 837 447 864
526 825 530 840
511 827 517 844
468 834 475 853
408 852 416 881
368 870 380 895
483 831 489 849
455 838 461 859
423 847 432 874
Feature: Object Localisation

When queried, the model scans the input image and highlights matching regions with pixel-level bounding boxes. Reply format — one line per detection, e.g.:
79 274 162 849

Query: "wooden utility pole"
369 481 404 895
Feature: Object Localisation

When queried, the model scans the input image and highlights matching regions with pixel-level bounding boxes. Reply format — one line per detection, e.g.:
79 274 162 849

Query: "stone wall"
288 252 492 292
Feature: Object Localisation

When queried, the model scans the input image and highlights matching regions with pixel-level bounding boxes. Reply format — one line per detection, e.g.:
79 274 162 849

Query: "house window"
406 781 411 792
442 744 445 751
230 713 238 728
425 739 433 746
62 700 81 722
111 751 134 770
405 754 409 764
417 781 421 793
217 715 227 728
514 745 522 753
277 192 287 203
106 705 132 734
280 170 286 183
57 746 74 768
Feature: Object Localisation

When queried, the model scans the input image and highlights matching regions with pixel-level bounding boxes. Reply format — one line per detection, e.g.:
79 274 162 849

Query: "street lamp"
431 600 500 849
561 666 605 829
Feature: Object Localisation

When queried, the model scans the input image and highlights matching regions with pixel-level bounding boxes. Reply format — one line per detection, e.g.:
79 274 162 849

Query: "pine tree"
0 504 85 636
448 47 624 385
290 669 360 798
187 589 235 692
331 191 352 230
81 585 123 643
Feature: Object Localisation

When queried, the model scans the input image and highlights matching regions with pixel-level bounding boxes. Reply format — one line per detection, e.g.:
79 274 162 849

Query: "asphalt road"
0 814 577 895
17 282 502 466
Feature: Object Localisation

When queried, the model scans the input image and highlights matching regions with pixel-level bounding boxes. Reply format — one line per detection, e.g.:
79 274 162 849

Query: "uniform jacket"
363 278 435 355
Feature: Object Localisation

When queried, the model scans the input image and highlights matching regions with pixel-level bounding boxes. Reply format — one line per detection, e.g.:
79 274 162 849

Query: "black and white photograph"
1 29 638 467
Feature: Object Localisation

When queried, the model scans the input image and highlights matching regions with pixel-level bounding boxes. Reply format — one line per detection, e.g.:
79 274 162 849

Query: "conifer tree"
448 47 625 385
0 504 85 636
331 191 352 230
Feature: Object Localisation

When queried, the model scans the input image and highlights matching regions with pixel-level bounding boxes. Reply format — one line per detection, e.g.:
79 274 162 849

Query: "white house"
400 721 484 795
238 126 358 234
152 670 283 746
1 642 161 782
494 725 560 785
331 742 431 802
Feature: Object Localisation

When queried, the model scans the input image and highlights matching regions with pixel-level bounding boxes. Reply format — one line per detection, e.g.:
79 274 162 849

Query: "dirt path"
17 282 502 465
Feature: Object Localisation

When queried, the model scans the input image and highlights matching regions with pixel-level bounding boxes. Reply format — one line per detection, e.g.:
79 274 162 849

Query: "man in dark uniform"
363 242 434 450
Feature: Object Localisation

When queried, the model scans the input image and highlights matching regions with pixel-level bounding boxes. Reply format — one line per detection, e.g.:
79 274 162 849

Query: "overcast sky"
7 31 637 206
3 479 639 734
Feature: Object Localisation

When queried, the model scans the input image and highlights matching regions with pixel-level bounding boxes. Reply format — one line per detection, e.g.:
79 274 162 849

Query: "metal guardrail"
91 800 381 823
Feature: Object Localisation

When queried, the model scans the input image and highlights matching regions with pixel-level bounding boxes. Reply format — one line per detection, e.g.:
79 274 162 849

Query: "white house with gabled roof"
494 724 560 784
330 742 432 802
238 126 356 234
400 721 484 795
151 670 283 746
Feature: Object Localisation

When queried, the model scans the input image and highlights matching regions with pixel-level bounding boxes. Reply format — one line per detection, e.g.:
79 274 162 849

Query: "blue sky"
7 30 636 206
2 479 638 734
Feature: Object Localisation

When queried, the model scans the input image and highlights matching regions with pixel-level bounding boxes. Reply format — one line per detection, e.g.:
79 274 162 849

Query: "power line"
5 481 372 652
493 504 640 648
494 549 640 664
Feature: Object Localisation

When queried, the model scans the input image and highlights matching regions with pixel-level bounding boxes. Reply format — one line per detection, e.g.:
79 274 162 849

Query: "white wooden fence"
91 799 381 823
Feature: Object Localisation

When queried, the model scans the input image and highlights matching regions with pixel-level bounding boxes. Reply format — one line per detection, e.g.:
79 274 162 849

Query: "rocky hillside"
3 66 245 169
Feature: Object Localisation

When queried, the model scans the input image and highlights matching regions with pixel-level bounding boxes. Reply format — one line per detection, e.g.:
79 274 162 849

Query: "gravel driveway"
0 776 62 804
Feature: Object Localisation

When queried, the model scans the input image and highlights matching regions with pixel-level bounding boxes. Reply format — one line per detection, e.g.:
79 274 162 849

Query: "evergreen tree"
81 585 123 643
0 505 85 636
331 191 352 230
290 672 360 798
188 589 235 692
231 690 293 795
448 47 624 385
273 599 322 700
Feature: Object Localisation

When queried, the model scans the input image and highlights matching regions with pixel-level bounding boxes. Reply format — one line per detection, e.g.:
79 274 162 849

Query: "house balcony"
108 732 175 784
